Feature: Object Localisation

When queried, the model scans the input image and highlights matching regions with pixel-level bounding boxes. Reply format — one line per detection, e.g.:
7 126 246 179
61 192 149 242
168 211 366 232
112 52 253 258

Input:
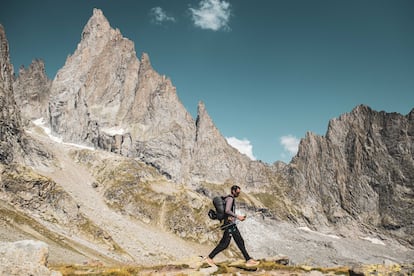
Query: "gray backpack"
208 196 229 221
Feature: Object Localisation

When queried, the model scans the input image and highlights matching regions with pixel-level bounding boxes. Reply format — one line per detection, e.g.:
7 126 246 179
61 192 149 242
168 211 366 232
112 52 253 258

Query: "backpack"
208 196 228 221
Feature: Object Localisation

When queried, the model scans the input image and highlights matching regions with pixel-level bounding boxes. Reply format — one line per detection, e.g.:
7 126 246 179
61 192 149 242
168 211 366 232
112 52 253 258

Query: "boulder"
0 240 61 276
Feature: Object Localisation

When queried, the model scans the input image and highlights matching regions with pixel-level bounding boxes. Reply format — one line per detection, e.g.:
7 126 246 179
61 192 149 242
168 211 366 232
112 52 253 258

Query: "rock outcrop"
289 105 414 245
0 240 61 276
0 24 24 164
13 59 51 121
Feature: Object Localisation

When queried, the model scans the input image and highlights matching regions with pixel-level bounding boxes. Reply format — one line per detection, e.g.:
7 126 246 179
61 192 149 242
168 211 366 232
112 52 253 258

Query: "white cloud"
280 135 300 156
189 0 231 31
226 137 256 160
150 7 176 24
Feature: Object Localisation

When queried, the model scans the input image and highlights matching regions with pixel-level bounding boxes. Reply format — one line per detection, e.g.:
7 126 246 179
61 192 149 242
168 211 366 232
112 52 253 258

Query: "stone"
0 240 61 276
264 255 290 265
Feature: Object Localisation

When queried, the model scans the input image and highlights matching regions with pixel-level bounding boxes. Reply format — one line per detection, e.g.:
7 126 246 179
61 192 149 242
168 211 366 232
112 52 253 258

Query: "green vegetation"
51 260 356 275
51 264 143 276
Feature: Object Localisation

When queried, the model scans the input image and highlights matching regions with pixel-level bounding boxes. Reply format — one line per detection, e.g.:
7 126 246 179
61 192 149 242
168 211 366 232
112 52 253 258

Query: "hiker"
205 185 260 267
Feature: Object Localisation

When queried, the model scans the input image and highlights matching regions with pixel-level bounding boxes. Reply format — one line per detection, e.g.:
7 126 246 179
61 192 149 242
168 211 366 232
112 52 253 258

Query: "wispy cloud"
226 137 256 160
189 0 231 31
280 135 300 158
150 7 176 25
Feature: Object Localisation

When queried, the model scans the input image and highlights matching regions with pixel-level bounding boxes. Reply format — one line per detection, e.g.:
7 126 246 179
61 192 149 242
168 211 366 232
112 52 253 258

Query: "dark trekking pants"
208 224 251 261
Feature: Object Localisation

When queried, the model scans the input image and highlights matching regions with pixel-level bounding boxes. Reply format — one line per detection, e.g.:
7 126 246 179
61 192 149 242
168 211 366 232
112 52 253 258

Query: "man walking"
205 185 259 267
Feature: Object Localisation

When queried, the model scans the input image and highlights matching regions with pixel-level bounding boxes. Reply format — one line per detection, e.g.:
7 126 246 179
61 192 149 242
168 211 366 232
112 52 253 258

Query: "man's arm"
225 196 237 218
225 196 246 222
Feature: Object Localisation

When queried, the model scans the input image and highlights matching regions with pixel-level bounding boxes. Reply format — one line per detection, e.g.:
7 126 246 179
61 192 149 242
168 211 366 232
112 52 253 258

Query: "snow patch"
32 118 94 150
298 227 341 239
361 236 386 245
101 127 126 136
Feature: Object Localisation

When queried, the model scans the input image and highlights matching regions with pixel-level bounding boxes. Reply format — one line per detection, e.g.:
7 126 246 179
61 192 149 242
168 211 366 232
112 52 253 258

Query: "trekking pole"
220 222 236 230
207 222 236 232
240 210 269 220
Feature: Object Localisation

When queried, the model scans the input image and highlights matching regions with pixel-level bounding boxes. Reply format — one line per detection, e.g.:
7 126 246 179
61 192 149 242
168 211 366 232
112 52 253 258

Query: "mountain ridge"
289 104 414 245
1 9 413 269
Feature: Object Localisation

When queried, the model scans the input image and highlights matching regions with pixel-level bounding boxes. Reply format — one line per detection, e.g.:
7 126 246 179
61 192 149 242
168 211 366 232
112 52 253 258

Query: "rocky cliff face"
128 53 196 182
0 24 24 164
49 9 139 150
48 9 196 182
191 101 270 187
13 59 51 121
289 105 414 246
1 25 124 265
47 8 268 186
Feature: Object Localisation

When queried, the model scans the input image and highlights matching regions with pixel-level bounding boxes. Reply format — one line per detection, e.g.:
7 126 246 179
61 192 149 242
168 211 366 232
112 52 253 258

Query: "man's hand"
237 215 246 221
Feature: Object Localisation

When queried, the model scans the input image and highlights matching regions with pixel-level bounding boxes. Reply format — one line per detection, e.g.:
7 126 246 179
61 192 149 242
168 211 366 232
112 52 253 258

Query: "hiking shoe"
245 259 260 267
204 257 216 267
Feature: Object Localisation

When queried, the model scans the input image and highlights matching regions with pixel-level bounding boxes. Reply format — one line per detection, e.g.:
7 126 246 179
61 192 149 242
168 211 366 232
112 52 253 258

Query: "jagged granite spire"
48 9 196 181
0 24 23 163
49 8 139 146
80 8 115 48
0 25 14 95
47 9 273 185
195 101 224 143
191 101 269 186
13 59 51 120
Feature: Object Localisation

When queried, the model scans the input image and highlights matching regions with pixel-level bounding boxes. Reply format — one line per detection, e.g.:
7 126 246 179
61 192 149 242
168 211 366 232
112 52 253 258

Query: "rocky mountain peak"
47 9 199 182
290 107 414 246
195 101 221 140
196 101 208 119
194 101 232 153
409 108 414 118
0 24 14 97
13 59 51 120
19 58 47 75
80 8 121 49
190 101 260 184
49 9 141 144
45 9 272 185
0 24 23 163
139 52 153 71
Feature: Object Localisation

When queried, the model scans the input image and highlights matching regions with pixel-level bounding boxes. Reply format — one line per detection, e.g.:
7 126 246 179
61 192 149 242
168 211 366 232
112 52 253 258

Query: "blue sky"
1 0 414 163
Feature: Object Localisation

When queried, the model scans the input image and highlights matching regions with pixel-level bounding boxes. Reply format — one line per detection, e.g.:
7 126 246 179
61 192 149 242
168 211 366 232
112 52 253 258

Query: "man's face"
233 188 241 197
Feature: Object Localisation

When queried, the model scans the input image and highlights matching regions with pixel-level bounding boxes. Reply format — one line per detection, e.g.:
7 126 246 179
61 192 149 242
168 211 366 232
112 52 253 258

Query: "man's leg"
230 226 251 261
208 229 231 259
